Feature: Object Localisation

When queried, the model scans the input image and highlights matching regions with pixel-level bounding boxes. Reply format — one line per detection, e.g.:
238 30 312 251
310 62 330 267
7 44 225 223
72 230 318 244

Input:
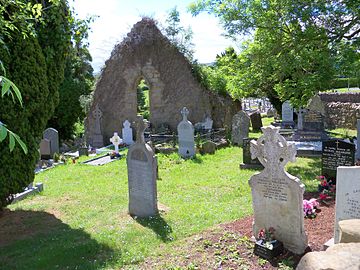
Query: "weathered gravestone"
281 101 294 128
293 109 328 141
249 126 308 254
43 128 59 156
240 138 263 169
127 116 158 217
122 120 134 145
201 141 216 155
334 166 360 243
40 138 51 160
92 104 104 148
232 111 250 146
249 111 263 132
356 119 360 162
322 139 355 181
177 107 195 158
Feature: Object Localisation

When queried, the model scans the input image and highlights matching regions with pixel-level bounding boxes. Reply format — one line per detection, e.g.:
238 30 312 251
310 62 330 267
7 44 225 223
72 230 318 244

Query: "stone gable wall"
85 18 240 146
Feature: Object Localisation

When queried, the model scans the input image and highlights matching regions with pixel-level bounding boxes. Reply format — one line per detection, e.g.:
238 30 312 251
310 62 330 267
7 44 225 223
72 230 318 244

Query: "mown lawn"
1 143 321 269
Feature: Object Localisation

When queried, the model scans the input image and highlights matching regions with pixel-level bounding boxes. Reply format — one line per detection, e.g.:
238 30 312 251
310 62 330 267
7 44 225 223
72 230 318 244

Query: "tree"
189 0 360 108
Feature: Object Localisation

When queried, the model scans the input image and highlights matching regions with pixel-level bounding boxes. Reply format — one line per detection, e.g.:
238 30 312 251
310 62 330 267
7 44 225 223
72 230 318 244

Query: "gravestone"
43 128 59 156
177 107 195 158
293 109 328 141
92 104 104 148
240 138 263 169
201 141 216 154
281 101 294 128
249 126 308 254
127 116 158 217
122 120 134 145
110 132 122 154
202 115 213 131
40 139 51 160
334 166 360 243
322 139 355 181
232 111 250 146
296 108 307 130
356 119 360 162
249 111 263 132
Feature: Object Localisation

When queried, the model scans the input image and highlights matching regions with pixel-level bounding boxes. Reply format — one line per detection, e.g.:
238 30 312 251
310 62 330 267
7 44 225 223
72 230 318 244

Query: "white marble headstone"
177 107 195 158
127 116 158 217
334 166 360 243
203 116 213 130
122 120 134 145
249 126 308 254
232 111 250 146
110 132 122 154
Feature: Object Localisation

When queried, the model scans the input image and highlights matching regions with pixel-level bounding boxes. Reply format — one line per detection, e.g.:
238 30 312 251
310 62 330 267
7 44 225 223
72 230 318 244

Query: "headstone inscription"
43 128 59 156
240 138 263 169
127 116 158 217
281 101 294 128
122 120 134 145
322 139 355 181
92 104 104 148
249 111 263 132
249 126 308 254
334 166 360 243
110 132 122 154
232 111 250 146
356 119 360 162
40 139 51 160
177 107 195 158
293 110 328 141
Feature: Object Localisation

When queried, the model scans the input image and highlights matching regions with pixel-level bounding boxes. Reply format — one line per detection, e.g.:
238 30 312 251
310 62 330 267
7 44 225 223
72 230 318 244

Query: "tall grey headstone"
282 101 293 122
177 107 195 158
334 166 360 243
92 104 104 148
122 120 134 145
232 111 250 146
249 126 308 254
356 119 360 161
40 138 51 160
43 128 59 156
127 116 158 217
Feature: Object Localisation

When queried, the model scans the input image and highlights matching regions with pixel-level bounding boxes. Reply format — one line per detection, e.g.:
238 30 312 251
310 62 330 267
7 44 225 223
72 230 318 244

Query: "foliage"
163 6 195 61
331 77 360 89
189 0 360 109
0 33 48 209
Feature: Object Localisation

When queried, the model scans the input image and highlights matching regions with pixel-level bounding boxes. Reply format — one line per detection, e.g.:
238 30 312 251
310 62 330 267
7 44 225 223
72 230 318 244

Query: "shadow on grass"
0 209 115 270
287 158 321 190
190 155 203 164
135 214 173 242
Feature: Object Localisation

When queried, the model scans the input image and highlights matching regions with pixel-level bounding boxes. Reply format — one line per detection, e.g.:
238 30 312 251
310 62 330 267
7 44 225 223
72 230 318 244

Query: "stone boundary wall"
319 93 360 129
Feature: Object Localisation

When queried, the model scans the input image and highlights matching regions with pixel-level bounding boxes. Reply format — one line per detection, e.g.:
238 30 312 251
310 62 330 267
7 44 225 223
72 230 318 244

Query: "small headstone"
322 139 355 181
334 166 360 243
110 132 122 154
127 116 158 217
296 108 307 130
40 139 51 160
43 128 59 156
240 138 264 169
249 126 308 254
232 111 250 146
249 112 263 132
92 104 104 148
281 101 294 128
356 119 360 162
202 116 213 130
201 141 216 154
122 120 134 145
177 107 195 158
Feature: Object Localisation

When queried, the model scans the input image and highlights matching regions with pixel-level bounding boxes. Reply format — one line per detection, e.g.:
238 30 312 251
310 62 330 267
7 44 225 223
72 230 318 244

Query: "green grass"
1 145 320 269
326 127 356 139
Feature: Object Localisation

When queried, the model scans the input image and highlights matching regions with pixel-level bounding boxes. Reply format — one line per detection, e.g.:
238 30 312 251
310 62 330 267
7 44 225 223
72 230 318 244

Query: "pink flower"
258 229 265 239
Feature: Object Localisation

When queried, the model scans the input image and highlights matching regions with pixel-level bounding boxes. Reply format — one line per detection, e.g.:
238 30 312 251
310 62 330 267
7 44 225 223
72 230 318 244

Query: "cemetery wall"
319 93 360 129
85 18 240 146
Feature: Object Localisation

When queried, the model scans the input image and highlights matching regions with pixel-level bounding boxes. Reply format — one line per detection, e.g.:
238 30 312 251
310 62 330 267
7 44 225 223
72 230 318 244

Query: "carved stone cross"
250 125 296 175
93 104 102 134
110 132 121 153
181 107 189 121
135 115 147 144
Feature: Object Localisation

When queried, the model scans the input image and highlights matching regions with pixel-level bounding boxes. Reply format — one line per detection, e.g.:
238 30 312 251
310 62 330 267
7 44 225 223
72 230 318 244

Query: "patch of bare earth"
129 196 335 270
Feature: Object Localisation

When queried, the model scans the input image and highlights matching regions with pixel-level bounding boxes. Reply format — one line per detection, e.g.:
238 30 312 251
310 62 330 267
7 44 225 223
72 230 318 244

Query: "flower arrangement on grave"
110 151 121 159
317 175 336 203
254 227 283 259
303 198 319 218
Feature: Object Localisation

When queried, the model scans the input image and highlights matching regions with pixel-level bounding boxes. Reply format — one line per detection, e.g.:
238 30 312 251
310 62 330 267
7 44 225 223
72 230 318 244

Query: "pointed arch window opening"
136 77 150 120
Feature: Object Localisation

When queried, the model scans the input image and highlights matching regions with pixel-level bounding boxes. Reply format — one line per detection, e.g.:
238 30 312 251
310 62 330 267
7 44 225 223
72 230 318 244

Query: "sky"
70 0 239 73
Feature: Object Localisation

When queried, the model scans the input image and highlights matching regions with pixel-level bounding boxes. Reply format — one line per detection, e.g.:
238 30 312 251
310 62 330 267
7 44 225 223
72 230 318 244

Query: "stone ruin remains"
85 18 240 147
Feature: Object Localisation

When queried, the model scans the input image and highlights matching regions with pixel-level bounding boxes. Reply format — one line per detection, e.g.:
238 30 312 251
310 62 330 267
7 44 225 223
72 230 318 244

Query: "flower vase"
254 239 283 260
